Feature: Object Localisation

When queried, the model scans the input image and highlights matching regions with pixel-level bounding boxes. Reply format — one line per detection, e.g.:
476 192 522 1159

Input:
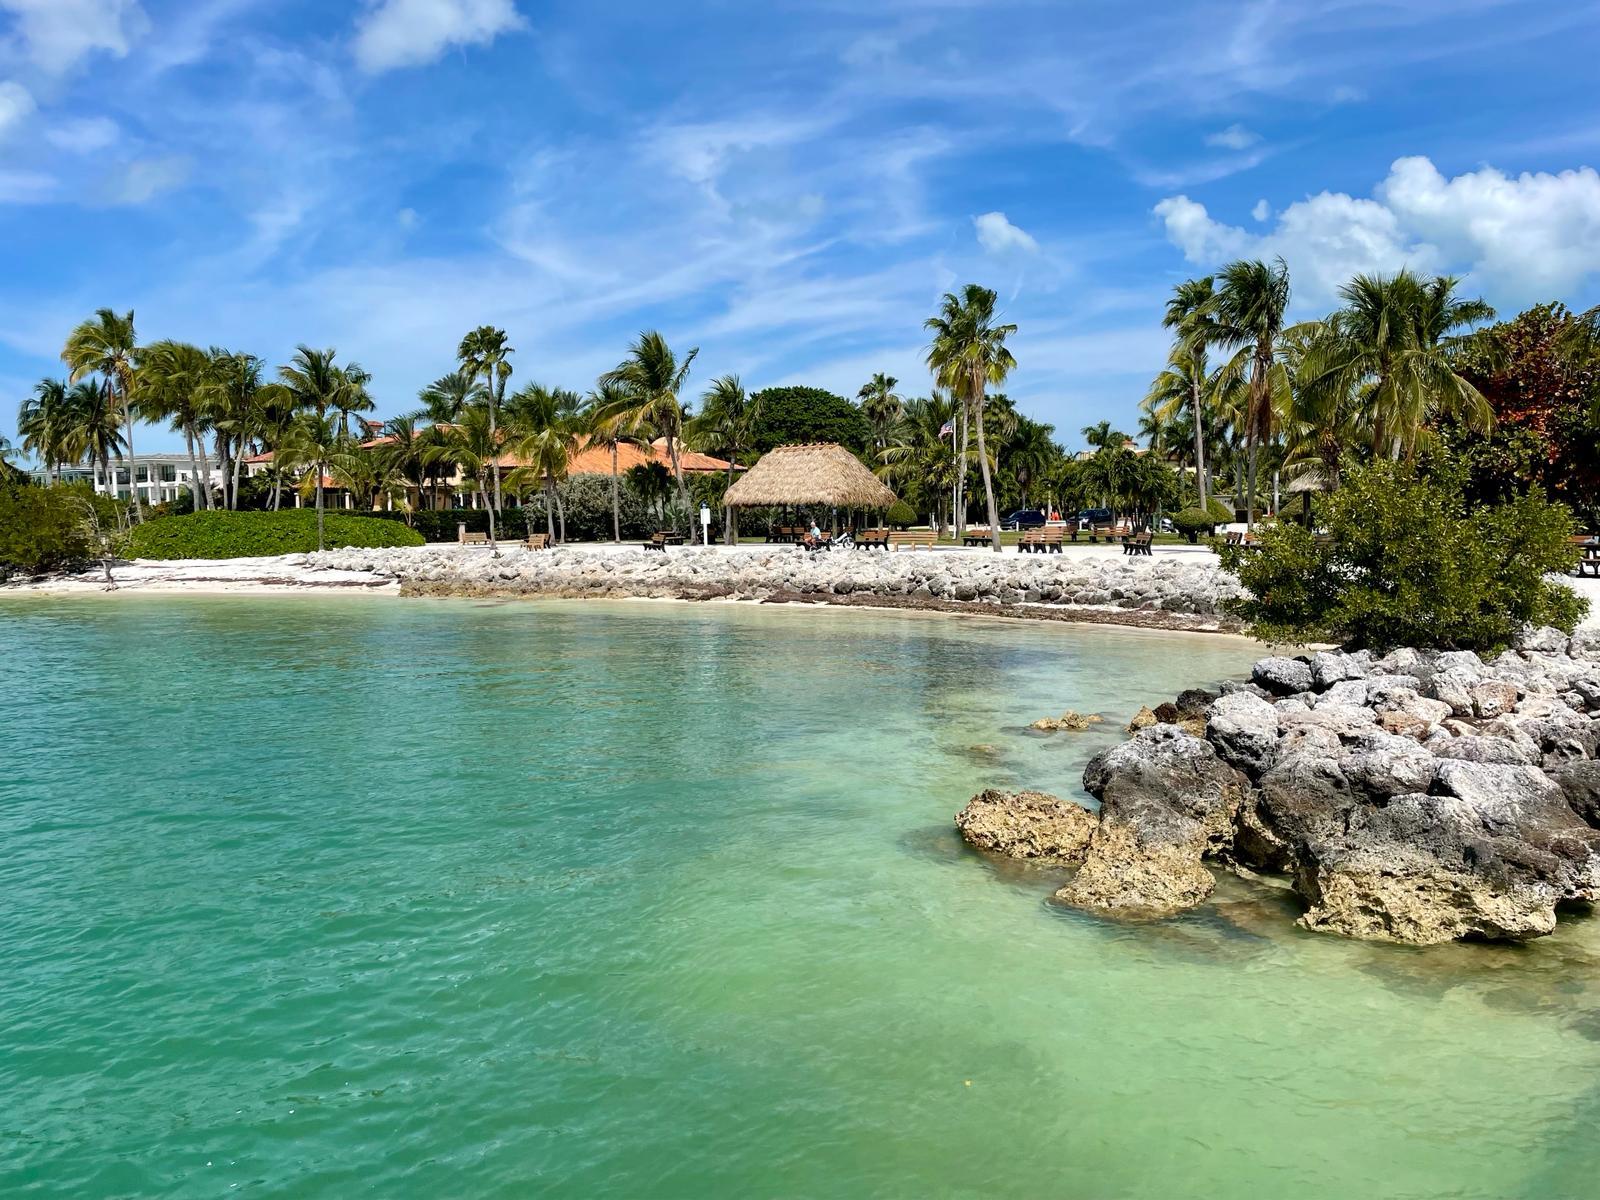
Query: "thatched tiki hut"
723 442 898 541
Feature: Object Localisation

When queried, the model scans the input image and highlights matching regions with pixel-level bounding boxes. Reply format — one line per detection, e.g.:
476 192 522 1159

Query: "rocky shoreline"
958 627 1600 944
306 544 1246 629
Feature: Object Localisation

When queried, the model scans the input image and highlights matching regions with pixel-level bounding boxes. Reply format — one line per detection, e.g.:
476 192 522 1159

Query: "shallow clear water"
5 597 1600 1198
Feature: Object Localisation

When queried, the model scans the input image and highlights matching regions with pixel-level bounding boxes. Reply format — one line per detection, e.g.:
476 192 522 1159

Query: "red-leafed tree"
1454 302 1600 525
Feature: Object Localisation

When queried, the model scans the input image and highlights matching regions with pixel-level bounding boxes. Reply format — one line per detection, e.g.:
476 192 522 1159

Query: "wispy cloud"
352 0 527 73
0 0 149 72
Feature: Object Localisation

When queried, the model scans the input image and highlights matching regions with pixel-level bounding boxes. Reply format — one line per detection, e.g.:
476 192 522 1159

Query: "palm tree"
505 383 581 541
688 374 761 543
1080 420 1128 452
1205 257 1292 529
1006 416 1059 509
1158 276 1217 510
430 406 500 544
330 361 375 443
597 331 698 529
418 368 484 422
583 382 644 542
1299 270 1494 461
62 308 143 520
278 412 355 551
457 326 513 514
136 340 213 509
379 416 431 518
857 372 902 452
925 284 1017 552
878 392 961 530
18 379 75 484
65 379 123 495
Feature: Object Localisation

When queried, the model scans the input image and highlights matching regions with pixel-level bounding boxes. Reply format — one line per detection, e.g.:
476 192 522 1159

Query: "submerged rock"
1055 727 1248 918
968 625 1600 947
955 789 1097 865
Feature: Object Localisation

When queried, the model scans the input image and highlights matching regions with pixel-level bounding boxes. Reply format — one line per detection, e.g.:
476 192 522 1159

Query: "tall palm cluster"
1141 260 1495 527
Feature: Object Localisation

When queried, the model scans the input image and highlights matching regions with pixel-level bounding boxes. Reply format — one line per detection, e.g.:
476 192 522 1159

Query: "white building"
29 454 223 505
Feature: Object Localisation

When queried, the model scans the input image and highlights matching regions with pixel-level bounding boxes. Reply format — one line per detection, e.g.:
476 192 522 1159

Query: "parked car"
1076 508 1113 528
1000 509 1046 531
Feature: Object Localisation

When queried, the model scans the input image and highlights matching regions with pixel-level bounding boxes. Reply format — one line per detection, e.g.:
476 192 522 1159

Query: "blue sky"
4 0 1600 457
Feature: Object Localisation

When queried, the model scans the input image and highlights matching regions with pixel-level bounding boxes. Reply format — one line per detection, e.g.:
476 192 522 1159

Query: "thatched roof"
723 442 898 509
1282 467 1332 494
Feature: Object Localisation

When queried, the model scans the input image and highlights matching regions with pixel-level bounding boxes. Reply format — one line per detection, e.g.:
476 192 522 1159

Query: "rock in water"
1125 705 1157 734
1055 727 1249 918
1291 764 1600 944
955 790 1097 865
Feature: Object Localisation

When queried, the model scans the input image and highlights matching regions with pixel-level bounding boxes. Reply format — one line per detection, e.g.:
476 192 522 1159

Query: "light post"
699 502 711 546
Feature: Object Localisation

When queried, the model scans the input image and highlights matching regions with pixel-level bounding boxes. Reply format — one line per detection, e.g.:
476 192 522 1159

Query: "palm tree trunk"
1190 370 1208 512
488 373 503 516
485 478 497 546
544 476 556 539
118 381 144 522
670 437 689 533
231 442 245 510
556 487 566 543
1245 439 1259 533
610 446 621 543
183 429 202 511
955 408 968 538
724 459 737 544
315 465 325 551
973 390 1001 553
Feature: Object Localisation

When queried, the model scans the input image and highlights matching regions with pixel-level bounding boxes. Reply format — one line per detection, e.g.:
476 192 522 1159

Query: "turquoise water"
6 597 1600 1198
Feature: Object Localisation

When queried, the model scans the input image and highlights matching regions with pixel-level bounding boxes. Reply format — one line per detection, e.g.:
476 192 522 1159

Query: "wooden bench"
888 530 937 551
961 527 993 546
853 529 890 550
1123 530 1153 556
1577 537 1600 577
459 530 489 546
524 532 551 551
1088 524 1131 543
643 531 685 551
1018 528 1064 554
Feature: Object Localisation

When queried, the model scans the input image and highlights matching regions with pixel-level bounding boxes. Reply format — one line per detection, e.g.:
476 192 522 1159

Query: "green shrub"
0 483 105 579
886 500 917 528
1173 499 1234 543
126 510 424 559
1218 459 1588 652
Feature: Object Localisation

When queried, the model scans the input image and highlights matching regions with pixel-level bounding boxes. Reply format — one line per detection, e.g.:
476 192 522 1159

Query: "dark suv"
1001 509 1047 530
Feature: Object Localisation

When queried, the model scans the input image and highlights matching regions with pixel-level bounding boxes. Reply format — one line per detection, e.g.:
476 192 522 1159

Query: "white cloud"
1251 198 1270 222
0 168 53 203
973 211 1038 255
1155 155 1600 304
105 155 190 204
352 0 526 73
0 79 31 138
1204 123 1259 151
0 0 148 72
397 206 419 229
44 115 118 153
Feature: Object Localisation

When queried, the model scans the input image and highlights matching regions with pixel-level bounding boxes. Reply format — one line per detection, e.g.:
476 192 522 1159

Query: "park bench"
1089 524 1131 543
961 526 993 546
523 533 551 551
1577 537 1600 578
1123 530 1153 556
1018 528 1064 554
888 530 937 551
643 531 685 551
459 530 489 546
853 529 890 550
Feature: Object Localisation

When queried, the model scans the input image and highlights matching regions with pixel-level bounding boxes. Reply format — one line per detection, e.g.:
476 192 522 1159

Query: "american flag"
938 421 954 438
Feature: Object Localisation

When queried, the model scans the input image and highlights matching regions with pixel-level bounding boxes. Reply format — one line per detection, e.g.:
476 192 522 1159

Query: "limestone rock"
1125 705 1157 734
1252 656 1314 696
1057 727 1248 917
956 789 1097 865
1206 691 1280 777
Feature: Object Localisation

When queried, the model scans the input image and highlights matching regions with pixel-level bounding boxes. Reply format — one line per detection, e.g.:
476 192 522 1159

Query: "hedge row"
126 510 424 559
